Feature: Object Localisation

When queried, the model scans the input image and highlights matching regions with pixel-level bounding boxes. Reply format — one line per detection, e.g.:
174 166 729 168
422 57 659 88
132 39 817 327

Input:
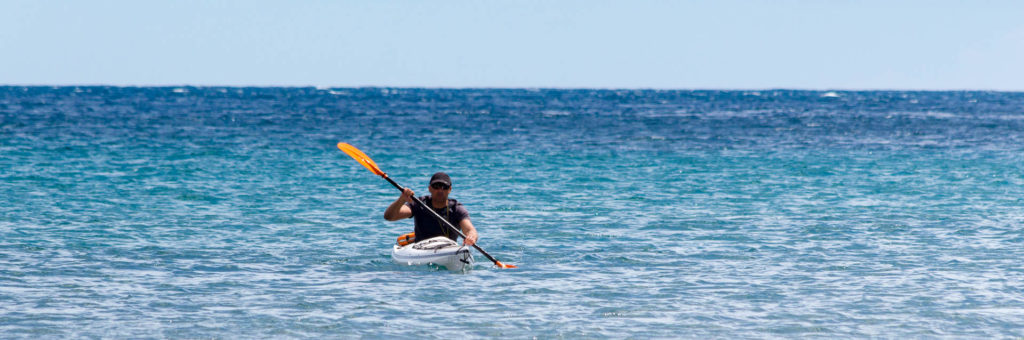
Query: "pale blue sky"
2 0 1022 90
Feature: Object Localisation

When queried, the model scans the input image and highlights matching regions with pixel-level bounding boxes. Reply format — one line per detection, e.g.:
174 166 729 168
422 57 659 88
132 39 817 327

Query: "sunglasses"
431 183 450 190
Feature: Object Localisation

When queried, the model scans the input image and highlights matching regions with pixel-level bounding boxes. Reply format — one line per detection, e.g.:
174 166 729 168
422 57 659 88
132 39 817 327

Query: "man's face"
429 182 451 197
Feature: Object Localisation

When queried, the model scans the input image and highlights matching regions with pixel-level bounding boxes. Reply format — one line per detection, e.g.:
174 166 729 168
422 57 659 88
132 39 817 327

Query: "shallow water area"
2 87 1024 338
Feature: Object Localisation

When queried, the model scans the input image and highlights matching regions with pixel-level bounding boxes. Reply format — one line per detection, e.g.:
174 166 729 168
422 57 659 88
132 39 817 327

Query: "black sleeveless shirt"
405 195 470 242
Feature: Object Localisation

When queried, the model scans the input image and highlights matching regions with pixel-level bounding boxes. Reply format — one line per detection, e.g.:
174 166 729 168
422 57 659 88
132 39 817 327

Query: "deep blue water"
2 86 1023 338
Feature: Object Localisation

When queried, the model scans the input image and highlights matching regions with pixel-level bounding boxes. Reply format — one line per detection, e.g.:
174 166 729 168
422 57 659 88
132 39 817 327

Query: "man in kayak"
384 172 479 246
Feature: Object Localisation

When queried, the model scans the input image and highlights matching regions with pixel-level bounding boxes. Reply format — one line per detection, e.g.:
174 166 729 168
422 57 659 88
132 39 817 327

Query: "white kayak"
392 236 474 271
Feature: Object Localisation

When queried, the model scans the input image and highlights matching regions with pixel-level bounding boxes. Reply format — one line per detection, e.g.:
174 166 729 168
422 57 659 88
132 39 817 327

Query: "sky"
1 0 1023 90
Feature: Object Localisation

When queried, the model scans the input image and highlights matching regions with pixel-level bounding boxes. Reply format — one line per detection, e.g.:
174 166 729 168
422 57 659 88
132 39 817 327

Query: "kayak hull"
392 236 474 271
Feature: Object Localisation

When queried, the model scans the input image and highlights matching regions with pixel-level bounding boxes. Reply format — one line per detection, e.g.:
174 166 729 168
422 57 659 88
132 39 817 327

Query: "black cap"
429 172 451 186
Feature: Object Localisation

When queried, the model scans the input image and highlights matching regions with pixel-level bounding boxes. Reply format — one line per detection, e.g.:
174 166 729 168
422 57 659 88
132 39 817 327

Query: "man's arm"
384 188 414 221
459 218 478 246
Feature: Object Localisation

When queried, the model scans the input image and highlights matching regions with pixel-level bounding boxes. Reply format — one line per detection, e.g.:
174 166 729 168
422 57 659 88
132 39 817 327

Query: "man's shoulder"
449 199 470 214
405 195 431 209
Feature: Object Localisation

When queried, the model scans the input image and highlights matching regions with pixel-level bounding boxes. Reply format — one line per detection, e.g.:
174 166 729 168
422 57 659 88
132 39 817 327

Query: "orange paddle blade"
495 261 518 269
337 142 385 176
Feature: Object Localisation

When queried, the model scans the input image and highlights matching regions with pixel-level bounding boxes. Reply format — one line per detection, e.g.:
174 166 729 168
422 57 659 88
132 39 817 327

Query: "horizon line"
2 83 1022 93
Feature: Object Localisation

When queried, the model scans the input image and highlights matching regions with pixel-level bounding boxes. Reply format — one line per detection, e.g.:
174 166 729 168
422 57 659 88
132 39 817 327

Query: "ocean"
2 87 1023 338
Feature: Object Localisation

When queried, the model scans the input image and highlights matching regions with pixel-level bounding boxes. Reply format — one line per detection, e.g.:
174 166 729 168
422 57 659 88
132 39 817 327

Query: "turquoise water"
2 87 1023 338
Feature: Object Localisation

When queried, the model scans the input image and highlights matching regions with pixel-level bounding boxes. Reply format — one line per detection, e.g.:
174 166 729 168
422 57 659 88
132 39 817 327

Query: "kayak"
392 236 474 271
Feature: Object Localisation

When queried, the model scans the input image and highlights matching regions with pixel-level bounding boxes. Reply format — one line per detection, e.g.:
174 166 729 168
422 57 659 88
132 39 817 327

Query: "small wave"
542 110 571 117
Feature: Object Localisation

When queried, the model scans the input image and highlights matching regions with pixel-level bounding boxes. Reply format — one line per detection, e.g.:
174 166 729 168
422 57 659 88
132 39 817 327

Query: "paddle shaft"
381 175 505 265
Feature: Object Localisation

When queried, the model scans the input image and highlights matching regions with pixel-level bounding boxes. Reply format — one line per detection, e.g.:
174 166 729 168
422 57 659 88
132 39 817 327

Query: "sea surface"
2 87 1023 338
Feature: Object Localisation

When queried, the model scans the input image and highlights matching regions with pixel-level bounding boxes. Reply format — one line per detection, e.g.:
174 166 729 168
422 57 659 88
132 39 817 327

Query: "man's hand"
384 188 415 221
459 219 478 246
463 230 478 247
399 188 414 203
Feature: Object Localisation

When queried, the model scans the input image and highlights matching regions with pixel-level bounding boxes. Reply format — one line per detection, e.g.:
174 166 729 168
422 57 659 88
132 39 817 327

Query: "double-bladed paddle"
338 142 517 269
